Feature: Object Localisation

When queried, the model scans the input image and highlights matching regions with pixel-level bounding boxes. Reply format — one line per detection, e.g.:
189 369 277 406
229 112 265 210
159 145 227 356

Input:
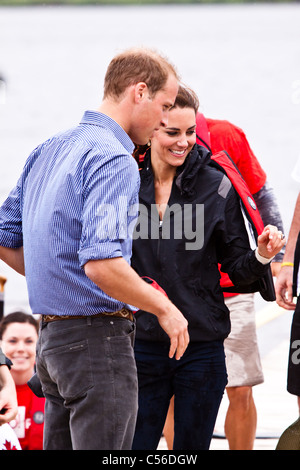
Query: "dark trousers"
288 297 300 396
36 316 138 450
132 339 227 450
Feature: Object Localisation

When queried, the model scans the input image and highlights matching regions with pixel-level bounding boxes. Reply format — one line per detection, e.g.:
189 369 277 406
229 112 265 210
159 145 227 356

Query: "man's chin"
133 137 150 146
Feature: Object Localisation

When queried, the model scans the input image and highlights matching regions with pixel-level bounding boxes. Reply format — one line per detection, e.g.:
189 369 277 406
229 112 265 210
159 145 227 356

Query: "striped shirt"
0 111 140 316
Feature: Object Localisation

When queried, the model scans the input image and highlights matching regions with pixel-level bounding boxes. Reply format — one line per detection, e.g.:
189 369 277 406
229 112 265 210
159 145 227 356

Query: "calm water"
0 3 300 313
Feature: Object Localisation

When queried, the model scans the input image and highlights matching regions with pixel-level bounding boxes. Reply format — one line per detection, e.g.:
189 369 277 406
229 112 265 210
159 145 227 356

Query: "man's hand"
257 225 286 260
275 266 296 310
84 257 189 360
155 302 189 360
275 192 300 310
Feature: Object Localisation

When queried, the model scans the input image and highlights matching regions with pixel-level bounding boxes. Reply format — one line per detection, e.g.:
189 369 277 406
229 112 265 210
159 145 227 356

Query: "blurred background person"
275 157 300 449
0 312 45 450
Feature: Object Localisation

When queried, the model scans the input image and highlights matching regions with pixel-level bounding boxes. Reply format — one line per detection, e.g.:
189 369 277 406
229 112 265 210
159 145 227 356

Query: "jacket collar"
140 144 211 199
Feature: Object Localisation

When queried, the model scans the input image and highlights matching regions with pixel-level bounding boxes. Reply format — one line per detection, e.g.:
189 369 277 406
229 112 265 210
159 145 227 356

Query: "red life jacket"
196 113 275 301
196 114 263 235
208 150 265 290
195 112 211 151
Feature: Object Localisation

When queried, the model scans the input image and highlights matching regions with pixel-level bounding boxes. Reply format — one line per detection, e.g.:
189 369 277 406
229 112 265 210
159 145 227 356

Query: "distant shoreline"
0 0 297 6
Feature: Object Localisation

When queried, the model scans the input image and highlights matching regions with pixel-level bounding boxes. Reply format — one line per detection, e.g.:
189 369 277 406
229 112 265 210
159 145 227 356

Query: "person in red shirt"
163 114 284 450
0 312 45 450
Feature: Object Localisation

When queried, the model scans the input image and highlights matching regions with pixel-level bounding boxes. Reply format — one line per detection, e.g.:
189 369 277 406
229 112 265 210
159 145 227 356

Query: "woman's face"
1 322 38 374
150 106 196 168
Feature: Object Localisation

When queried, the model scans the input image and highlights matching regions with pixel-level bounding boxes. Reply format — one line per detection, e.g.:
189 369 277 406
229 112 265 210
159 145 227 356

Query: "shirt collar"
80 110 135 154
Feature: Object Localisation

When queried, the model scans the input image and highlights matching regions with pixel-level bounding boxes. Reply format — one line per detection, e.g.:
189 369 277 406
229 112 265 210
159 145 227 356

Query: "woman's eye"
166 131 178 137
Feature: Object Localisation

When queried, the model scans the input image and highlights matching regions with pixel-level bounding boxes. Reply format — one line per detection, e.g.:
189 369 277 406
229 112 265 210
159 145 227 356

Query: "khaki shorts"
224 293 264 388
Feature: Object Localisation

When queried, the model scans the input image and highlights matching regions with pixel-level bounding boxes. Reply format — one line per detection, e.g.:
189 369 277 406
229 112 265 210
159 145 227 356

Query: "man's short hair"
103 47 179 100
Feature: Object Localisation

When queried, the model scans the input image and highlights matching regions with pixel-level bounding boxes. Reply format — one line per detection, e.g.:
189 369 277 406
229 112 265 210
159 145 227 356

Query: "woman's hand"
257 225 286 260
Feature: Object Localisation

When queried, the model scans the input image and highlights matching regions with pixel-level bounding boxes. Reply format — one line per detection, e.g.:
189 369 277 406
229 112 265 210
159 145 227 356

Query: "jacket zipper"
157 219 163 258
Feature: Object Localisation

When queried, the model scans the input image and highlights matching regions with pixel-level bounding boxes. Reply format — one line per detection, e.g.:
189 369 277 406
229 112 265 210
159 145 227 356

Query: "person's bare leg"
225 386 257 450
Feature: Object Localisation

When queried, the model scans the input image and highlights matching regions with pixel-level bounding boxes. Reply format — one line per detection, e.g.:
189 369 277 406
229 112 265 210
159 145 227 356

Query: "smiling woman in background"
0 312 45 450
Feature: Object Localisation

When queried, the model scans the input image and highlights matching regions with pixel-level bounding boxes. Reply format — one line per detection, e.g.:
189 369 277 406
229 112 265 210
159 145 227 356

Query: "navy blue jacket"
131 145 269 342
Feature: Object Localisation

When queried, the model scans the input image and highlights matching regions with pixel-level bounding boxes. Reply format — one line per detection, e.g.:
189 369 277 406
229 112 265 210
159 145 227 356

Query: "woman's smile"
169 148 187 157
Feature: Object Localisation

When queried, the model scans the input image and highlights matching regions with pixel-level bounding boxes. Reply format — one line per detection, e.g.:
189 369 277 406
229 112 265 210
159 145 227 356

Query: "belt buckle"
114 308 133 322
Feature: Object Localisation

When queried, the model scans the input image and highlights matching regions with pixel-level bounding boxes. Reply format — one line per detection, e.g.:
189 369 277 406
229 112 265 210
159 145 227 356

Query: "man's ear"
133 82 149 103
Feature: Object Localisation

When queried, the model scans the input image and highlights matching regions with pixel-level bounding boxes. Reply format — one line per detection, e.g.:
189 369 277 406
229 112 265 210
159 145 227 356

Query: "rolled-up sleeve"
0 180 23 248
78 152 140 268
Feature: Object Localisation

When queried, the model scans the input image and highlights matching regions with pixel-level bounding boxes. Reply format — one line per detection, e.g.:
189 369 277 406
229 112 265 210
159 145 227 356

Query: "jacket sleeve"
216 185 270 287
253 180 285 262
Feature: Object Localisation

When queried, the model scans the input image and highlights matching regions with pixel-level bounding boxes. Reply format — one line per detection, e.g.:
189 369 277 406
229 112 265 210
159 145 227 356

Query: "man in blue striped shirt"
0 48 189 450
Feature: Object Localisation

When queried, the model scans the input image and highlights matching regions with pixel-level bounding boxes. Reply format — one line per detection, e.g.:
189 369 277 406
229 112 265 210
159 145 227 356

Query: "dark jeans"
288 297 300 396
36 315 138 450
132 339 227 450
